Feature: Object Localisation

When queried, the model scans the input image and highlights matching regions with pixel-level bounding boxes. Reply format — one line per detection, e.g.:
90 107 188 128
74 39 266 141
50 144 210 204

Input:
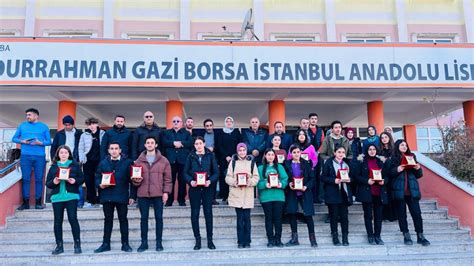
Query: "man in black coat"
50 115 83 161
162 116 193 206
94 142 135 253
132 111 163 160
267 121 292 152
100 115 132 160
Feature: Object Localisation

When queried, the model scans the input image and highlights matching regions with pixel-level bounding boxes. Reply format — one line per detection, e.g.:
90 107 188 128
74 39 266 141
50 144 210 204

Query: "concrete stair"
0 199 472 265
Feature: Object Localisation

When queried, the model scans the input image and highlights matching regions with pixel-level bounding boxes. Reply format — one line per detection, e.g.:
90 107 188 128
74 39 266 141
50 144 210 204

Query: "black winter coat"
349 138 362 161
132 123 163 160
283 159 315 216
162 128 193 165
321 157 353 205
183 150 219 186
352 157 388 204
215 129 242 167
100 125 132 160
46 162 85 195
388 155 423 200
95 156 136 204
242 128 268 163
50 129 83 161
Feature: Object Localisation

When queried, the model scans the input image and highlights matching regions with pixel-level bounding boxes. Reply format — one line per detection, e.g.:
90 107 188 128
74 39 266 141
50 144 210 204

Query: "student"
345 127 362 160
362 125 380 154
184 137 219 250
132 136 172 252
320 120 352 161
353 144 388 245
307 113 325 151
46 145 84 255
284 145 317 247
379 131 394 160
388 139 430 246
94 142 135 253
269 135 287 164
225 143 260 248
379 131 398 222
287 129 318 169
321 145 353 246
257 148 289 248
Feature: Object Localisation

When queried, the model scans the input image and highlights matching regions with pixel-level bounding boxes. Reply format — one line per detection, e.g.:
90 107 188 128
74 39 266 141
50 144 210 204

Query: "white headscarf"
223 116 235 134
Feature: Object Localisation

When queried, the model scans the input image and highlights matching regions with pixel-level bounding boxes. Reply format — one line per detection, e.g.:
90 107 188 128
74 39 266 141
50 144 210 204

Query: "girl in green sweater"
257 148 289 248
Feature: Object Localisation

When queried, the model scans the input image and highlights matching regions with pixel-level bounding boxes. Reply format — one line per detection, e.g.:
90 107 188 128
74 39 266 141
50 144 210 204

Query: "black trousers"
288 214 315 234
261 201 284 240
218 164 229 200
327 203 349 235
102 202 129 244
235 208 251 245
83 160 100 204
167 163 186 205
396 196 424 234
312 159 324 202
138 197 164 244
53 200 80 243
382 195 399 221
189 187 213 238
362 196 383 237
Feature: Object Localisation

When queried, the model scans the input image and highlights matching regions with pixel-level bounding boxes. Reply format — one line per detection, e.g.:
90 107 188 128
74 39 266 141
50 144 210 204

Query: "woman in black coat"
353 144 388 245
321 144 353 246
184 136 219 250
379 131 398 222
284 145 317 247
46 145 85 255
388 139 430 246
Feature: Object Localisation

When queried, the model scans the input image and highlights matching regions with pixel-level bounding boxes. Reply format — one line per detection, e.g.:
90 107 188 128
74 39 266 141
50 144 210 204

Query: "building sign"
0 38 473 88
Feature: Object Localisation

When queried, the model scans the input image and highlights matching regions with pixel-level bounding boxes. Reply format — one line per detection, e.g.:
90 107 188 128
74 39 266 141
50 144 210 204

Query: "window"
416 127 443 153
122 33 174 40
270 34 320 42
0 31 20 37
43 31 97 38
198 33 242 41
342 34 390 43
412 33 458 43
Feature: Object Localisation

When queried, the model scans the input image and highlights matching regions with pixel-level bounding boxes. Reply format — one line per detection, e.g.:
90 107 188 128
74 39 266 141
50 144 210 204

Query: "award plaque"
300 153 309 161
195 172 207 186
293 177 304 190
237 173 248 187
268 173 279 188
402 155 417 168
101 172 116 186
57 167 70 181
130 165 143 180
371 169 383 182
337 168 350 182
277 154 285 164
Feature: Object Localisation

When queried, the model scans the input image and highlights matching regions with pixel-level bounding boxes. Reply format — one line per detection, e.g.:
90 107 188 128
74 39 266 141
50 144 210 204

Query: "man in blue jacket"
100 115 132 160
12 108 51 210
242 117 267 165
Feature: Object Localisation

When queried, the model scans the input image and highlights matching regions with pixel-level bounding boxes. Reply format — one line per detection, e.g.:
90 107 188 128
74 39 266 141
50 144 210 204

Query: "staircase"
0 199 472 265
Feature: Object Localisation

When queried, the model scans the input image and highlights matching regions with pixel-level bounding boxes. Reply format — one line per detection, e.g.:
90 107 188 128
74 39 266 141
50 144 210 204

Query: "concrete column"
57 101 77 130
268 100 285 134
166 101 184 129
367 101 385 134
403 124 417 151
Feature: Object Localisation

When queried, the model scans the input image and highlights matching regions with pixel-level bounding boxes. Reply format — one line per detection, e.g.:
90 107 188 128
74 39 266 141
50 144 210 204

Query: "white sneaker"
83 203 94 209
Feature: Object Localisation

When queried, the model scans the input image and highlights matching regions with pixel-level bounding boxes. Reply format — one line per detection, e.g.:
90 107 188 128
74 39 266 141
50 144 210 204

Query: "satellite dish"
240 8 260 41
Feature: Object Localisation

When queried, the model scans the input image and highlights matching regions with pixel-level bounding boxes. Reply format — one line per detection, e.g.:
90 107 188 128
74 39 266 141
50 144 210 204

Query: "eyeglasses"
172 120 181 123
145 116 153 118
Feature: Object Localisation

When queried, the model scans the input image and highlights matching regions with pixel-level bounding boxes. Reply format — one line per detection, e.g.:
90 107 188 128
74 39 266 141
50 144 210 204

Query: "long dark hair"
288 145 305 173
293 129 309 149
261 148 278 177
392 139 413 163
52 145 73 164
379 131 394 153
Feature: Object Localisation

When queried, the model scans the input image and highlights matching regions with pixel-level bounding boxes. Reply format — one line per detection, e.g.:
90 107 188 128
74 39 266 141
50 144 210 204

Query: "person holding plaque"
283 145 317 247
257 149 289 248
270 135 287 164
388 139 430 246
184 137 219 250
225 143 260 248
132 136 172 252
352 144 388 245
321 145 353 246
94 142 136 253
378 131 398 222
287 129 318 169
46 145 84 255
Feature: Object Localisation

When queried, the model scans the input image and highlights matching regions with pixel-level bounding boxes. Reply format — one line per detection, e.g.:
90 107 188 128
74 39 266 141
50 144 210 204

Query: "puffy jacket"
78 129 105 164
162 128 193 165
100 125 132 160
133 151 172 198
50 128 83 161
95 156 136 204
283 159 315 216
46 162 85 194
132 123 163 160
321 157 353 205
242 128 268 163
388 155 423 200
307 126 325 150
183 150 219 185
351 156 388 204
225 155 260 209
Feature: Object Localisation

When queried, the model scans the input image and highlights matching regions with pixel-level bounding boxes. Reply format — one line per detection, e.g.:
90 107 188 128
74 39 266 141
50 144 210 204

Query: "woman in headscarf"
362 125 380 154
345 127 362 160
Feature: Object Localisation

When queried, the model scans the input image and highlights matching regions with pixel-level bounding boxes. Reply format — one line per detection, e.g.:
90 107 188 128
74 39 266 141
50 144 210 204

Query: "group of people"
12 108 430 255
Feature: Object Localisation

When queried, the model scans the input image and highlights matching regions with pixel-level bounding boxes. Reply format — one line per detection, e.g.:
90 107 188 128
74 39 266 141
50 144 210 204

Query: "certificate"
130 165 143 179
237 173 248 187
337 168 350 182
268 173 279 188
57 167 70 181
101 172 116 186
195 172 207 186
277 154 285 164
293 177 304 190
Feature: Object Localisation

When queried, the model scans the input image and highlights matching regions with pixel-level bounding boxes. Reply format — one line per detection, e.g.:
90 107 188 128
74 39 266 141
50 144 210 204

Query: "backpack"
231 155 256 174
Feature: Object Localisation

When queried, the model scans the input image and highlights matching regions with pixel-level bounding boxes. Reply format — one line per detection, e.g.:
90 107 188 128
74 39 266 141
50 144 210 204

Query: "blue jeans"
20 155 46 199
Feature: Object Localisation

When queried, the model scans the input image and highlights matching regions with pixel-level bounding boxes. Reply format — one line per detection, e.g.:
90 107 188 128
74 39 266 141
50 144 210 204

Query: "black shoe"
137 242 148 252
17 199 29 211
309 233 318 247
374 236 384 245
332 233 341 246
368 236 376 245
94 243 111 253
52 241 64 255
238 244 244 249
165 202 172 207
417 233 430 246
274 238 284 248
243 243 250 248
193 237 201 250
285 232 299 247
156 242 164 252
324 216 330 223
179 202 186 207
267 237 274 248
208 239 216 249
221 199 228 205
342 234 349 246
403 232 413 245
212 200 219 205
121 242 132 252
35 199 44 209
74 239 82 254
